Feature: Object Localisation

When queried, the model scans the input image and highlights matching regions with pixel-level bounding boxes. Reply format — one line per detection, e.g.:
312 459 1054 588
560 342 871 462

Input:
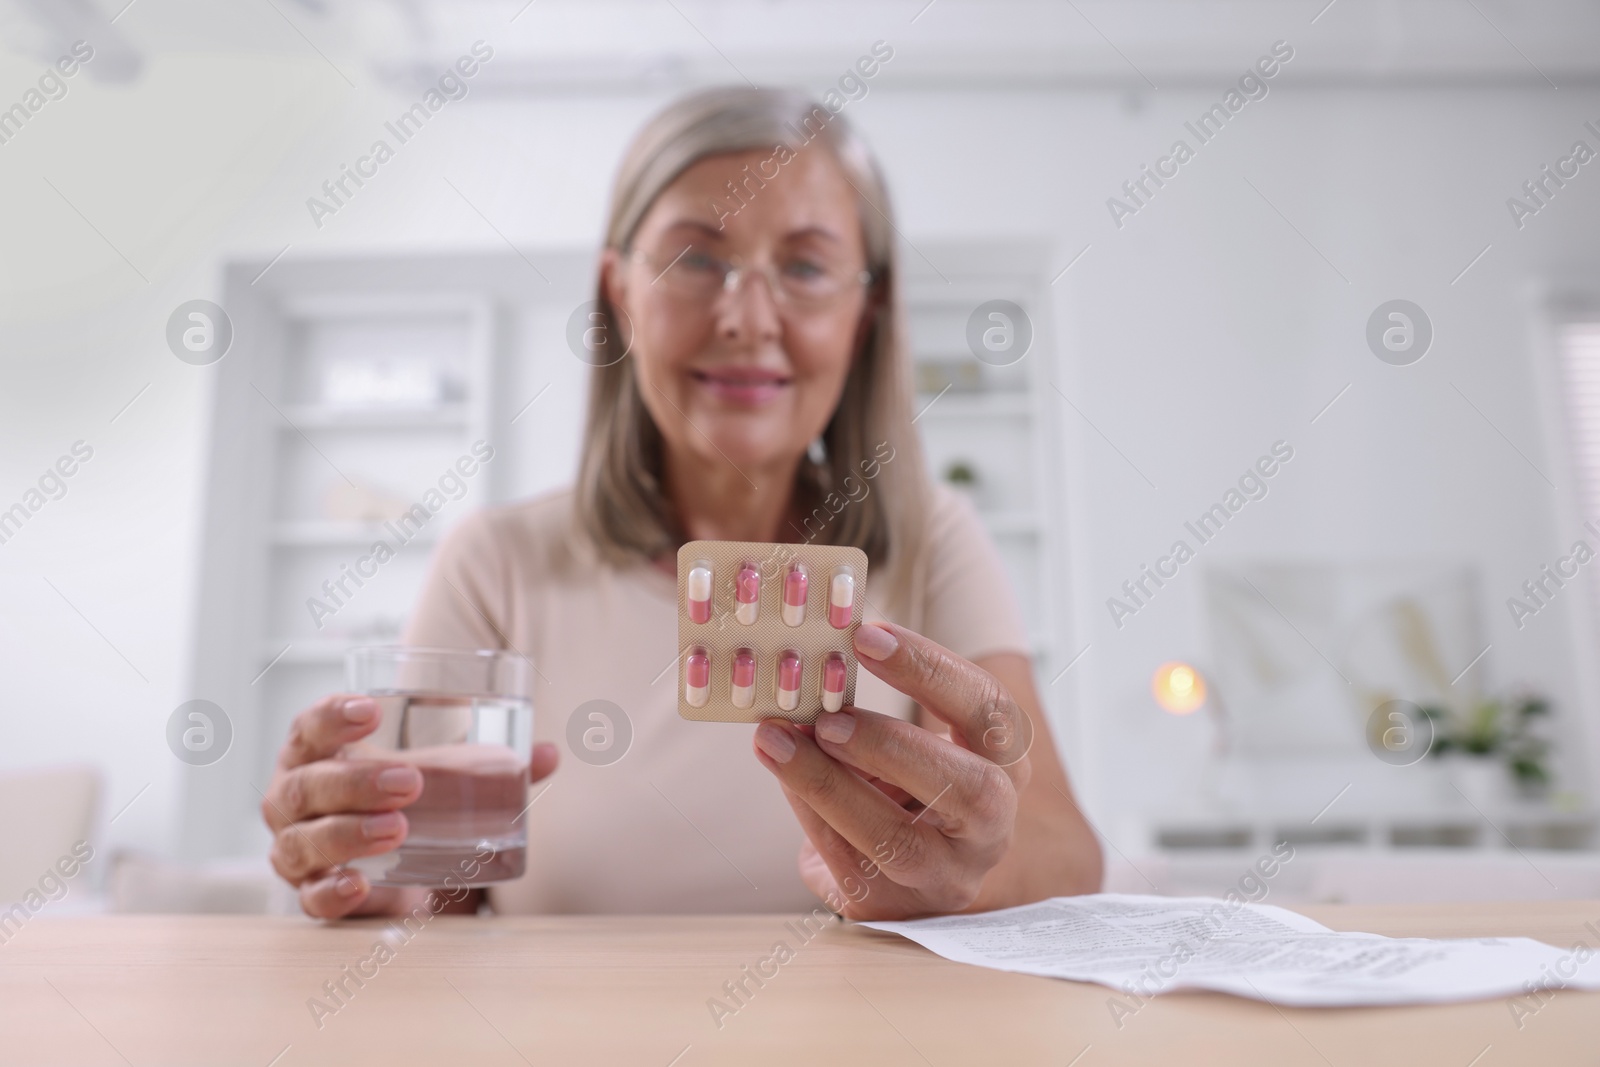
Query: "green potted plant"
1420 694 1552 805
943 459 981 506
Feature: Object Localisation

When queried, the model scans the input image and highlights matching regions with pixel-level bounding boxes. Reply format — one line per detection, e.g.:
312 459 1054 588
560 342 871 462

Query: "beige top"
402 484 1030 914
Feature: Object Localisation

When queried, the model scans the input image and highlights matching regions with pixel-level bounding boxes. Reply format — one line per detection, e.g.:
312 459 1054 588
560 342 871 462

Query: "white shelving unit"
244 293 494 774
183 251 593 859
901 244 1068 678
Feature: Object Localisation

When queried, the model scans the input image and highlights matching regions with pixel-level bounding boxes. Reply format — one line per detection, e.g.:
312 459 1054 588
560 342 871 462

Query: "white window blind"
1559 321 1600 530
1559 321 1600 647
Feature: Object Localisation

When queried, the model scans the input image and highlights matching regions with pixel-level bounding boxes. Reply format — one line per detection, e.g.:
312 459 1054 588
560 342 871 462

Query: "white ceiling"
5 0 1600 91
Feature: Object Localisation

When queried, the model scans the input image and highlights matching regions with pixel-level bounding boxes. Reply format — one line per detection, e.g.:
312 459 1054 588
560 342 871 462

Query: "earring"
806 436 827 465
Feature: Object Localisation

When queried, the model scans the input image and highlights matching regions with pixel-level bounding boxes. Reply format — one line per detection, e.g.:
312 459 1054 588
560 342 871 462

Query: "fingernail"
754 722 796 764
376 766 422 795
363 811 404 838
815 711 855 745
343 698 377 723
854 624 898 661
334 873 364 897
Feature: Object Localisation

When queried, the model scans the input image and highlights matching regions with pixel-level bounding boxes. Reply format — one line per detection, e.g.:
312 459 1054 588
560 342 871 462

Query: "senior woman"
263 87 1102 920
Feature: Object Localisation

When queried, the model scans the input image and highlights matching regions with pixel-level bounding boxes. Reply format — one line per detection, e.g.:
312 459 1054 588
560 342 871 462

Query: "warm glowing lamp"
1152 661 1206 714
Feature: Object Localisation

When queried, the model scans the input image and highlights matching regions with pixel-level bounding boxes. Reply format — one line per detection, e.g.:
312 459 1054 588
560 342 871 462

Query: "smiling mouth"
689 368 792 405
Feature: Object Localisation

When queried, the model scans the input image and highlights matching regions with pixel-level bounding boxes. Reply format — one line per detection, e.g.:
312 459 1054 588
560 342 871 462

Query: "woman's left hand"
752 621 1038 920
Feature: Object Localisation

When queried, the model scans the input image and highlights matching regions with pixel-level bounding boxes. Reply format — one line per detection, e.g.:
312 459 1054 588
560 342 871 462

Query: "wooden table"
3 902 1599 1066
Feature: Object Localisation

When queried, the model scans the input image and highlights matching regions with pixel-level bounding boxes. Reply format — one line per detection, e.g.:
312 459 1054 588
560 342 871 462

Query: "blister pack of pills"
676 540 868 724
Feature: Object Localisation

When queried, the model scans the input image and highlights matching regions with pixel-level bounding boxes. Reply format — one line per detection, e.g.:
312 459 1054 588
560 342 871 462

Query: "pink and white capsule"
782 562 808 626
686 560 713 624
828 566 855 629
685 648 710 708
735 563 760 625
822 652 847 713
776 650 802 712
731 648 756 710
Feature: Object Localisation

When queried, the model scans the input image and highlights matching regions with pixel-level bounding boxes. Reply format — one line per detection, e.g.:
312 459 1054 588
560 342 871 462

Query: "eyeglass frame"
628 246 874 307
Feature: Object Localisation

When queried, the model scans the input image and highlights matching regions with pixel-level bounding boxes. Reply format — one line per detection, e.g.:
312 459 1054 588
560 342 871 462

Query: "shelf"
913 391 1032 419
272 521 439 547
273 403 472 430
260 642 348 667
1149 809 1599 852
979 509 1042 535
259 639 399 668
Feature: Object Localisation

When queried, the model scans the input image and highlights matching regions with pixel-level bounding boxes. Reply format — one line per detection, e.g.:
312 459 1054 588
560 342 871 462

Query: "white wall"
3 1 1598 859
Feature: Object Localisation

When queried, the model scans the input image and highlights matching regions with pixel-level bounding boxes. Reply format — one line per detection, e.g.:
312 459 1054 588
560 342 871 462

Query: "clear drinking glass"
343 646 533 887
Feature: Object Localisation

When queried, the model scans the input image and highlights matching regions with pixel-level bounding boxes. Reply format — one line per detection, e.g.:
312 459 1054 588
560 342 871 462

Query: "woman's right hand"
262 694 420 919
262 693 559 920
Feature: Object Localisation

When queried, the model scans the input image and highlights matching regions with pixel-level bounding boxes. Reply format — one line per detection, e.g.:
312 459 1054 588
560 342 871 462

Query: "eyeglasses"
631 247 872 308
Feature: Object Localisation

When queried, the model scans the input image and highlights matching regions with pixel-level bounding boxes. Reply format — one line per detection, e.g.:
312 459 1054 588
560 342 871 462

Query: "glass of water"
342 646 534 888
